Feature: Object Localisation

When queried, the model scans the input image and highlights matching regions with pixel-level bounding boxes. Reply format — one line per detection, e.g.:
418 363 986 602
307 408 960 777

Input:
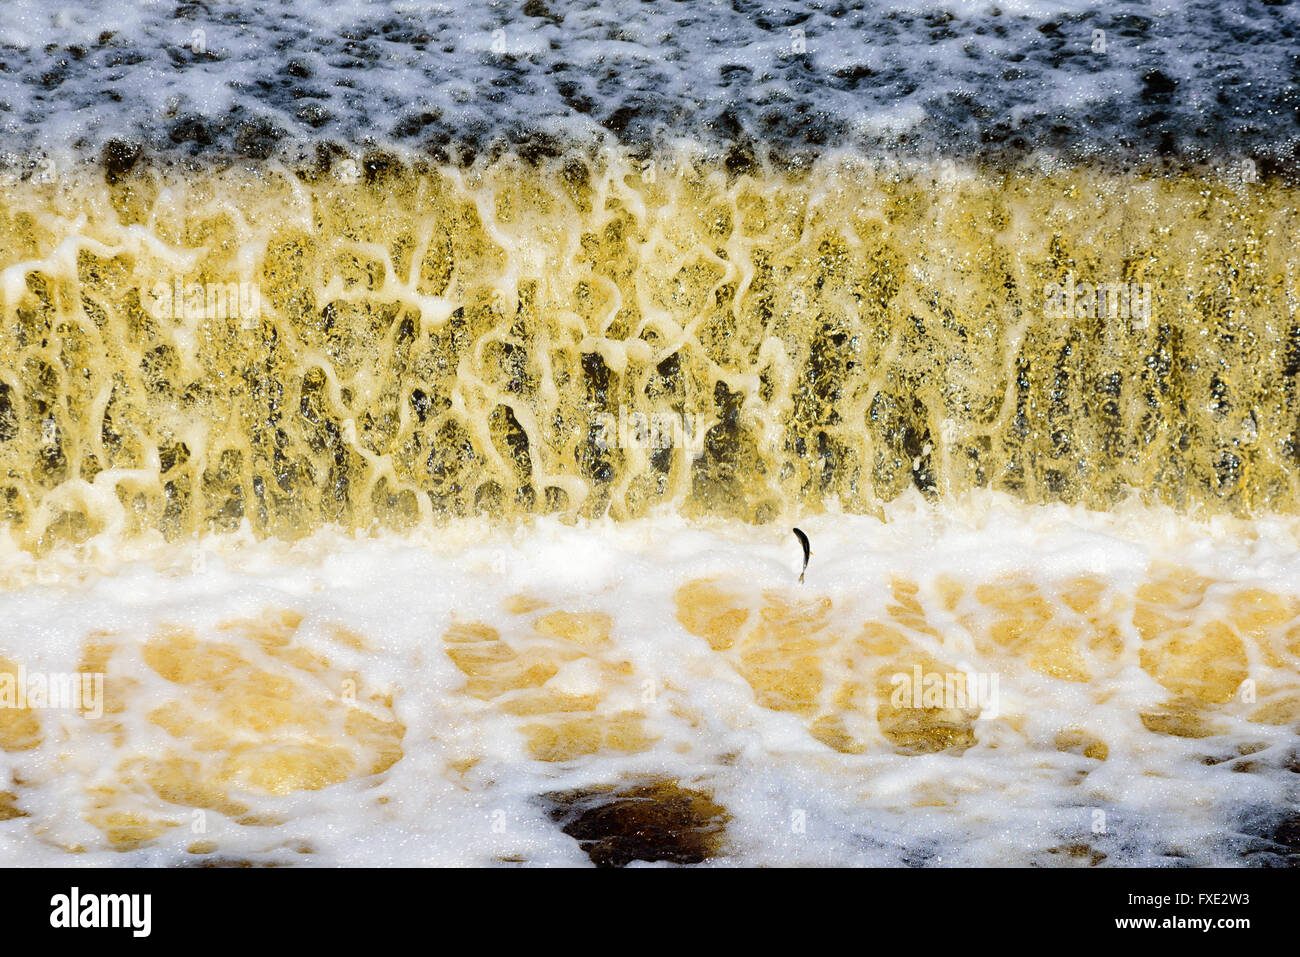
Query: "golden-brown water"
1 149 1298 866
1 152 1296 555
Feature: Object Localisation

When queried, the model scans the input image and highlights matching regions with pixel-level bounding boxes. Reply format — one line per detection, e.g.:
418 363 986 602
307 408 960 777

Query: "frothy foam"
0 0 1296 868
0 494 1298 865
0 0 1294 173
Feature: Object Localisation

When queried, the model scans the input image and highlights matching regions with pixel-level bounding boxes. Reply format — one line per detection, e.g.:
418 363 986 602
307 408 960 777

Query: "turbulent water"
1 0 1298 171
1 158 1297 549
0 0 1297 867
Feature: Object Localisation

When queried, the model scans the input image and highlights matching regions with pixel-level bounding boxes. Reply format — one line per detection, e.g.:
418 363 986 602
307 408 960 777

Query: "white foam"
0 493 1297 865
0 0 1290 166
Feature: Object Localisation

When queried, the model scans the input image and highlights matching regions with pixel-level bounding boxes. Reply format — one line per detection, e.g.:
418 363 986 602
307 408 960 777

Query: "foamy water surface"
1 494 1298 866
